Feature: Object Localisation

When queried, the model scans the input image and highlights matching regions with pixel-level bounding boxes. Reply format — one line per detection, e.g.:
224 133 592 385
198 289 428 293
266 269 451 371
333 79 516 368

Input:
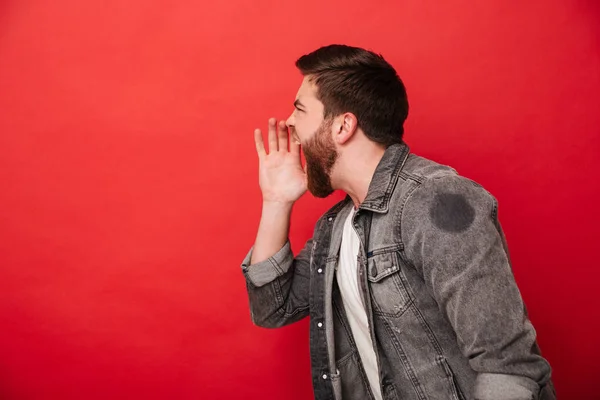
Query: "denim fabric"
241 143 555 400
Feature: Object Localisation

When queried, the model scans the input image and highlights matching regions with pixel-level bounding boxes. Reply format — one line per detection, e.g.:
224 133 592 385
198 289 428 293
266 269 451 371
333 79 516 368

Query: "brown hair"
296 44 409 147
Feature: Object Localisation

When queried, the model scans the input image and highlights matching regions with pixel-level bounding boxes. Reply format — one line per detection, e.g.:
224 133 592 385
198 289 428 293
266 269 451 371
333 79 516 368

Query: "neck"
331 137 386 209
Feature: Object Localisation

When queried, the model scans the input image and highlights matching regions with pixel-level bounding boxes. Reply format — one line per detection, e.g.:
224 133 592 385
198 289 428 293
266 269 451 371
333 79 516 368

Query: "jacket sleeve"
400 174 552 400
240 237 313 328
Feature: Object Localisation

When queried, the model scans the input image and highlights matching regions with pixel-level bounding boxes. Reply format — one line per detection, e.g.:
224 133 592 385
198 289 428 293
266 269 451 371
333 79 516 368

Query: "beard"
302 118 338 198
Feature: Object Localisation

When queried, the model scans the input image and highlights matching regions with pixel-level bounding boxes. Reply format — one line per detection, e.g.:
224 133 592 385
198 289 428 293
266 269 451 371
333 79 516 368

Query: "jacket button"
317 322 323 328
317 268 323 274
322 374 328 380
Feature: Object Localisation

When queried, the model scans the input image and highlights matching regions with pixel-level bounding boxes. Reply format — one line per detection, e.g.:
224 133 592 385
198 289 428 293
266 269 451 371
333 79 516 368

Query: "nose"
286 112 294 128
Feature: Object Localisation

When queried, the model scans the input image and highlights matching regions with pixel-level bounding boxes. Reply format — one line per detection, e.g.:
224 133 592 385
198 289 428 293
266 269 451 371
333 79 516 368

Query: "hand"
254 118 307 204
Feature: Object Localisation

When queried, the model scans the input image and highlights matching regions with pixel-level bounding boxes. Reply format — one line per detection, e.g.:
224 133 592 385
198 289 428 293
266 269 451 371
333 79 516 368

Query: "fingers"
254 129 266 159
256 118 292 157
268 118 278 153
277 120 288 152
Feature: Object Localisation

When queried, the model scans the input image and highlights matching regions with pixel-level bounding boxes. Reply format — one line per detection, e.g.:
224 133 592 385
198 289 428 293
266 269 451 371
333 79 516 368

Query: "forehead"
295 76 321 106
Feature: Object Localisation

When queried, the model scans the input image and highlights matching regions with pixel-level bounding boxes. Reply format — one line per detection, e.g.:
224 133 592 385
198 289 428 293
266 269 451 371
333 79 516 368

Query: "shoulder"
400 156 497 232
402 152 495 202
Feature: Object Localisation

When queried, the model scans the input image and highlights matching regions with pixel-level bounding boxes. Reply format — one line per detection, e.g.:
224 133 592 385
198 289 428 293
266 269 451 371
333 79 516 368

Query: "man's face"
286 77 337 198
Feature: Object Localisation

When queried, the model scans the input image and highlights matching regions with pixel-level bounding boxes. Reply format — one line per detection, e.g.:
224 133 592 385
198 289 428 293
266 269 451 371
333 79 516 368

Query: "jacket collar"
357 142 410 213
321 141 411 222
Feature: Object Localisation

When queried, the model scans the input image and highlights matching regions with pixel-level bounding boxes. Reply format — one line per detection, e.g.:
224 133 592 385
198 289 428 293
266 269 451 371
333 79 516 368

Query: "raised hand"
254 118 307 204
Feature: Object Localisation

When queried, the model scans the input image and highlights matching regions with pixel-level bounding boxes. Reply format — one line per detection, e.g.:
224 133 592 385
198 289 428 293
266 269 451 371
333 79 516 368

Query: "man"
240 45 555 400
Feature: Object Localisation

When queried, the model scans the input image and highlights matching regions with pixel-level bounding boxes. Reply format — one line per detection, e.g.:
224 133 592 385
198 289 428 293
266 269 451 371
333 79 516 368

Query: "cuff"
241 240 293 287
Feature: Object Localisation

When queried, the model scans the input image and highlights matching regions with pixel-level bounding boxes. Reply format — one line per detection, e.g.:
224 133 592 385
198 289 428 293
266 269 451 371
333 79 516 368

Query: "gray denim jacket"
241 143 555 400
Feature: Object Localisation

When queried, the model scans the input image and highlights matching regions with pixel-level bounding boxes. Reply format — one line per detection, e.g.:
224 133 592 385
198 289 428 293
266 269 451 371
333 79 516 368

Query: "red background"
0 1 598 399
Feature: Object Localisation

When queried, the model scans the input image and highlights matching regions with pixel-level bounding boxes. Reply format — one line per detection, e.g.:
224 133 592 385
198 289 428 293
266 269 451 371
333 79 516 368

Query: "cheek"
296 115 322 142
294 122 307 140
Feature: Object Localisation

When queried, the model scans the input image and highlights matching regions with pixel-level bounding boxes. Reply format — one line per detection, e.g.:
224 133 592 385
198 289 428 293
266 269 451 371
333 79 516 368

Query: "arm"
401 175 552 400
241 118 311 328
242 235 312 328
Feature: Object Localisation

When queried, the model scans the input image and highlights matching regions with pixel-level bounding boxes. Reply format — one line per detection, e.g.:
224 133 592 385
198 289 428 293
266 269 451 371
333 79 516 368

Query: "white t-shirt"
336 207 383 400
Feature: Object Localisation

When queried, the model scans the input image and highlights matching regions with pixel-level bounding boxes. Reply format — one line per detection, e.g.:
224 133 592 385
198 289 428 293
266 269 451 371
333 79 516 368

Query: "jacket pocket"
367 250 413 317
336 351 373 400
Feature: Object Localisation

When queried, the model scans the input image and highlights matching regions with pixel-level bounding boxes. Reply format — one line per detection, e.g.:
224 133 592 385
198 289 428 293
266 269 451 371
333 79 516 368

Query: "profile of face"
286 77 338 198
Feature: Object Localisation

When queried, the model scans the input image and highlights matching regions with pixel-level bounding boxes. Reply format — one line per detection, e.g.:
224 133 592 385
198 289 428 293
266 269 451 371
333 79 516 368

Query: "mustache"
288 126 301 144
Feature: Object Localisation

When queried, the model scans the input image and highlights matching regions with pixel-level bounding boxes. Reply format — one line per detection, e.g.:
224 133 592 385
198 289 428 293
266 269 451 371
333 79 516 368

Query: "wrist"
262 200 294 213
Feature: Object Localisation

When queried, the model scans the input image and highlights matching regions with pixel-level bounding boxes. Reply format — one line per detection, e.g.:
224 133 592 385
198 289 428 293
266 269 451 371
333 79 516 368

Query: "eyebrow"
294 99 306 110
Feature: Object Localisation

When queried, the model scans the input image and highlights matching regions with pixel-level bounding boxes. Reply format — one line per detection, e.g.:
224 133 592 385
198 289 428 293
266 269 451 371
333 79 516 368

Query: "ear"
332 113 358 145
